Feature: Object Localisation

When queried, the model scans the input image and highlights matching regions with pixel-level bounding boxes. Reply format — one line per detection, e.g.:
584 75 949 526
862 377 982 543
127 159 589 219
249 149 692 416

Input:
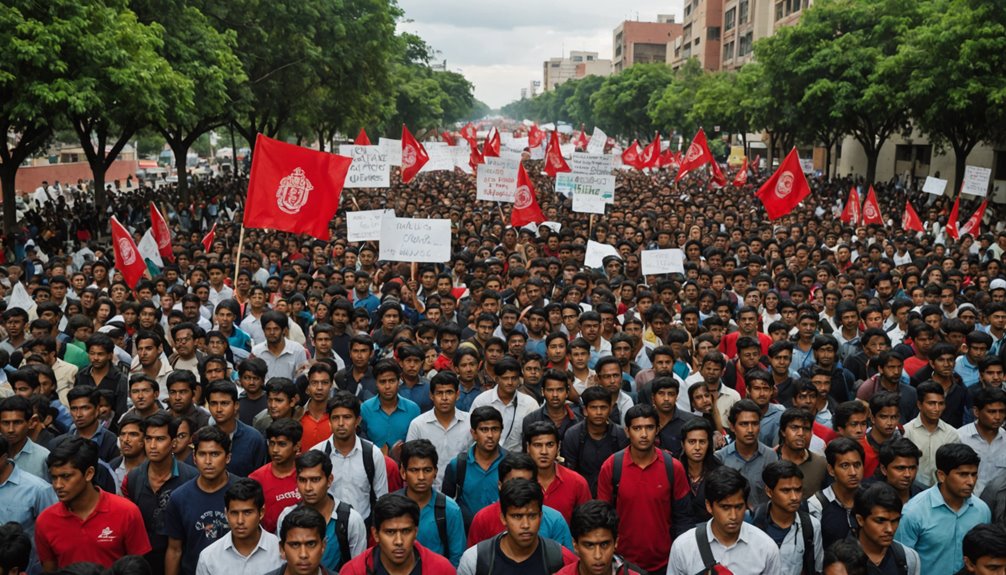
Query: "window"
725 8 736 31
995 150 1006 181
739 31 754 56
708 26 721 41
684 4 692 17
740 0 750 24
723 41 735 61
776 2 784 20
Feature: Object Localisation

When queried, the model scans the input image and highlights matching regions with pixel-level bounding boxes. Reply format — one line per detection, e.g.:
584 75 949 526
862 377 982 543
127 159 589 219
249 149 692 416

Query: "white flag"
137 230 164 268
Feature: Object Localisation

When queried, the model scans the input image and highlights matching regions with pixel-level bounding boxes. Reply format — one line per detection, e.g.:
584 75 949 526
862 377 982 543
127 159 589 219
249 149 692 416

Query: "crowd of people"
2 146 1006 575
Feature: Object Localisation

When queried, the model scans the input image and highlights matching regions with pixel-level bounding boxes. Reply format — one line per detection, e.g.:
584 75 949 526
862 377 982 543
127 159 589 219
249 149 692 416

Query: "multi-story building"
720 0 773 70
542 51 611 91
671 0 724 71
612 16 682 73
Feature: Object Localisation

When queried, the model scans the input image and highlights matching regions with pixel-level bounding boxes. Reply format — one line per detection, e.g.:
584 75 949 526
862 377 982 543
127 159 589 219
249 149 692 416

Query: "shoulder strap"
576 423 588 469
694 524 718 569
360 439 377 512
456 451 468 501
815 491 828 511
890 542 908 575
475 534 503 575
611 450 625 509
335 501 352 568
540 537 564 573
798 511 815 575
750 504 769 531
434 492 449 559
662 450 675 492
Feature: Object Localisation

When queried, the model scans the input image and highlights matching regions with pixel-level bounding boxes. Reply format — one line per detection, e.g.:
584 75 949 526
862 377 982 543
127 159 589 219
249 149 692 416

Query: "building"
720 0 774 70
612 16 682 73
542 51 611 91
672 0 724 71
773 0 814 32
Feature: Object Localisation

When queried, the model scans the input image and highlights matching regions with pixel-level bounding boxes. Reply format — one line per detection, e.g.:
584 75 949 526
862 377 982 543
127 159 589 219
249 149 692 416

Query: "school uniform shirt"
36 489 152 569
195 529 283 575
360 395 422 450
667 520 781 575
311 435 389 520
248 462 302 534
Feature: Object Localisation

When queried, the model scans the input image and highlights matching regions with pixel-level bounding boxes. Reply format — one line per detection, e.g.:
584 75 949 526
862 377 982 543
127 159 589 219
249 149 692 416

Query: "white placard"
569 174 616 214
641 249 685 276
502 136 529 154
570 153 617 175
379 216 452 263
560 143 575 158
586 127 607 155
451 146 473 174
529 143 545 160
347 209 391 242
800 159 815 174
585 240 620 268
963 165 991 197
338 145 389 188
922 176 947 196
476 156 520 202
419 143 454 173
379 138 401 166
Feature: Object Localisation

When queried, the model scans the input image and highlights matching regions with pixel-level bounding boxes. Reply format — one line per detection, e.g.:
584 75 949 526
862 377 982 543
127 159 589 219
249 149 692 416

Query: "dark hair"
705 466 750 504
400 439 439 469
935 443 981 476
225 477 265 509
237 357 268 379
678 418 722 473
825 437 865 467
762 460 804 490
104 554 154 575
205 380 239 402
868 392 900 417
570 500 619 541
651 376 680 395
279 506 327 543
916 380 945 401
580 385 612 406
623 403 658 428
493 356 521 377
141 412 179 438
166 369 199 392
192 425 232 454
853 482 902 519
0 521 32 572
266 418 304 444
470 405 504 429
499 477 543 514
46 436 99 476
878 437 922 468
0 396 32 421
261 310 289 330
973 387 1006 411
500 451 538 481
823 539 868 575
296 450 333 477
728 399 762 425
430 370 460 392
962 524 1006 564
372 493 420 530
266 377 300 400
834 400 868 430
327 390 361 417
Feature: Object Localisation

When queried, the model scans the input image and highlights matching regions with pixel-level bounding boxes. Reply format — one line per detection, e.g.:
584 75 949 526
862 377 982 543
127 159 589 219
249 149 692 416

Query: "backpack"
324 438 378 518
749 503 815 575
335 501 353 568
609 448 675 510
454 451 469 503
889 541 909 575
694 524 725 575
574 422 622 472
433 492 450 560
475 533 564 575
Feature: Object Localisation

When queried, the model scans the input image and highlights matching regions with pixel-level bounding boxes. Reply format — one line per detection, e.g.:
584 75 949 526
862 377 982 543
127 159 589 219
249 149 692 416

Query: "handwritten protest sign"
585 240 620 268
451 146 473 174
379 216 452 263
379 138 401 166
347 209 392 242
586 127 607 155
568 174 615 214
641 249 685 276
922 176 947 196
476 156 520 202
419 143 454 173
963 165 991 197
338 145 389 188
570 153 617 176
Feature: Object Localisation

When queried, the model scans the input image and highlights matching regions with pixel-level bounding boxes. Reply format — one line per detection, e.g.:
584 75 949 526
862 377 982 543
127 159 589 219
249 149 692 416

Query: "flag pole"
233 224 246 283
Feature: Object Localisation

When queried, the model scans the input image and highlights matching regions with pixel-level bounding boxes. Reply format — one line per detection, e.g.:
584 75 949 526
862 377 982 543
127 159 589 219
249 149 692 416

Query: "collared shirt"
442 445 506 526
957 422 1006 496
122 458 199 556
277 498 367 571
744 505 824 575
0 462 57 568
955 356 980 389
251 338 308 381
311 435 389 519
208 284 234 307
52 425 120 463
716 441 779 507
655 409 698 458
807 486 857 549
394 490 466 566
667 520 781 575
895 484 991 575
541 464 592 523
361 395 422 450
456 383 483 412
469 386 539 452
903 416 960 487
11 437 49 480
215 419 268 477
406 409 473 489
195 529 283 575
522 404 583 442
129 355 174 402
398 378 433 412
759 404 785 448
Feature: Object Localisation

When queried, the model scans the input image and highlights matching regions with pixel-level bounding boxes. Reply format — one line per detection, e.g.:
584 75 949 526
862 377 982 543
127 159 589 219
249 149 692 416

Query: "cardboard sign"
641 249 685 276
347 209 391 242
338 145 389 188
379 216 452 263
557 173 616 211
963 165 991 197
379 138 401 166
800 159 815 174
584 240 620 268
570 153 617 176
586 127 608 155
418 143 454 173
922 176 947 196
451 146 473 174
476 156 520 202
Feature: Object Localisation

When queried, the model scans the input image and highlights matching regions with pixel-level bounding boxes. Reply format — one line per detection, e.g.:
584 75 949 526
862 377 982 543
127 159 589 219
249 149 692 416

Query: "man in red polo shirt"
525 420 591 523
597 403 694 574
718 306 772 359
35 436 151 570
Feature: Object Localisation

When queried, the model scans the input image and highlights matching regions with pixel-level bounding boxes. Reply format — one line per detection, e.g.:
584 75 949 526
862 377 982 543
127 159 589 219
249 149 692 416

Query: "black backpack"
323 437 378 519
334 501 353 568
394 488 451 560
475 533 564 575
749 503 815 575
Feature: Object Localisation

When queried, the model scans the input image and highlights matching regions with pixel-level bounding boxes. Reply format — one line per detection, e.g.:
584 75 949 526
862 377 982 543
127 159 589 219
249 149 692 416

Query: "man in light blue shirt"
895 443 991 575
0 435 58 573
1 396 50 480
396 439 466 565
956 331 992 389
359 360 421 451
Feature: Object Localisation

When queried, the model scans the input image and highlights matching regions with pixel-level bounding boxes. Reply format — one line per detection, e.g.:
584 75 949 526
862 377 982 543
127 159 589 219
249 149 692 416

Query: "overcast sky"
397 0 685 110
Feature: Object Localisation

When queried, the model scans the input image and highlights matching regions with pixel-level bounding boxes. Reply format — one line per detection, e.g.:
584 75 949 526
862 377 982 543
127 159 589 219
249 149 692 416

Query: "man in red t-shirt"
249 418 302 533
525 420 591 523
35 437 151 570
719 307 773 359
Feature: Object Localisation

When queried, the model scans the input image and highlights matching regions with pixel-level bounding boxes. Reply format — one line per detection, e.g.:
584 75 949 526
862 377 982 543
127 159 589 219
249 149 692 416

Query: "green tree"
592 64 673 140
563 75 605 129
647 59 706 140
747 42 803 166
689 70 750 146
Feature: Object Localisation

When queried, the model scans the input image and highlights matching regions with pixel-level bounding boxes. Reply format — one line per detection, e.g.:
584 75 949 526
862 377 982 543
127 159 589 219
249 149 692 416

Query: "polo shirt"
406 408 473 489
311 435 389 520
442 445 506 527
469 386 539 452
10 437 49 480
393 490 466 566
903 416 960 487
0 462 57 571
895 484 991 575
667 521 781 575
121 458 199 563
300 409 332 451
541 464 592 523
398 378 433 412
35 489 152 568
218 419 268 477
716 441 779 507
957 422 1006 497
596 450 691 573
251 338 308 381
195 529 283 575
465 501 574 550
248 461 302 534
162 475 235 575
277 499 367 572
360 395 422 449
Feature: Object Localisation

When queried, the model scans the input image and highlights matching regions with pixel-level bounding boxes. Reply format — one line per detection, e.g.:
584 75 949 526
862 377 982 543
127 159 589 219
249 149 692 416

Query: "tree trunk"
765 131 776 168
91 161 108 218
1 167 17 238
170 140 191 204
951 139 978 196
824 142 833 182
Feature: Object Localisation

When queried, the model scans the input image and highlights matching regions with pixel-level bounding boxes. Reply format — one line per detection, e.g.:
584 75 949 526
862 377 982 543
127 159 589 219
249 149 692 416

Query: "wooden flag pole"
233 224 246 283
589 213 595 238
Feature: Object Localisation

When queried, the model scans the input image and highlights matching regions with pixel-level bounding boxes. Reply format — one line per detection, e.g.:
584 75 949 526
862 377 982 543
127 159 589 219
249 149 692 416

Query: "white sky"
397 0 686 109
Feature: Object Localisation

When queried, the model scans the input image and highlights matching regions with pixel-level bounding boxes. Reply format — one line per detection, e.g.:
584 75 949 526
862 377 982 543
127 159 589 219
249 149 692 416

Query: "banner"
347 209 392 242
570 153 617 176
641 249 685 276
379 216 452 263
568 174 616 214
962 165 991 197
586 127 608 155
476 156 521 202
922 176 947 196
585 240 620 268
338 145 390 188
379 138 402 166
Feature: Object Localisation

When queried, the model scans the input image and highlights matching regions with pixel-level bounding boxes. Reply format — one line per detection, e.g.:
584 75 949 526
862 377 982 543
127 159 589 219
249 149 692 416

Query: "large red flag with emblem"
111 216 147 289
732 158 748 187
710 160 727 188
622 141 644 170
840 187 861 225
903 200 924 232
528 125 544 149
483 128 501 158
511 163 545 227
544 131 571 177
640 134 661 169
756 147 811 220
149 202 175 263
354 129 371 146
862 186 884 226
959 199 988 239
244 134 352 240
469 139 485 174
400 125 430 184
675 128 715 182
201 222 217 252
460 123 477 144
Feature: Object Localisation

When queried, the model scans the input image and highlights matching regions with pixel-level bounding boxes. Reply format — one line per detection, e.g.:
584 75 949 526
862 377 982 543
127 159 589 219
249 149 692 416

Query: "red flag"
244 133 352 240
354 128 371 146
675 128 714 182
528 125 544 148
439 131 454 146
460 122 477 143
862 186 884 226
959 199 988 238
544 131 570 177
622 140 644 170
110 216 147 289
710 160 727 188
732 158 748 187
201 222 217 252
575 129 589 151
149 202 175 263
483 128 500 157
468 140 485 174
840 187 861 225
752 154 761 175
903 200 924 232
756 147 812 220
511 163 545 227
400 125 430 184
947 195 962 240
640 134 661 169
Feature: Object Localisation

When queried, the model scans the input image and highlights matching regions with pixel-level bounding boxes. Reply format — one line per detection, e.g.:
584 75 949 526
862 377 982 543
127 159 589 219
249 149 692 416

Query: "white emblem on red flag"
775 172 794 198
276 168 313 215
118 237 137 266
